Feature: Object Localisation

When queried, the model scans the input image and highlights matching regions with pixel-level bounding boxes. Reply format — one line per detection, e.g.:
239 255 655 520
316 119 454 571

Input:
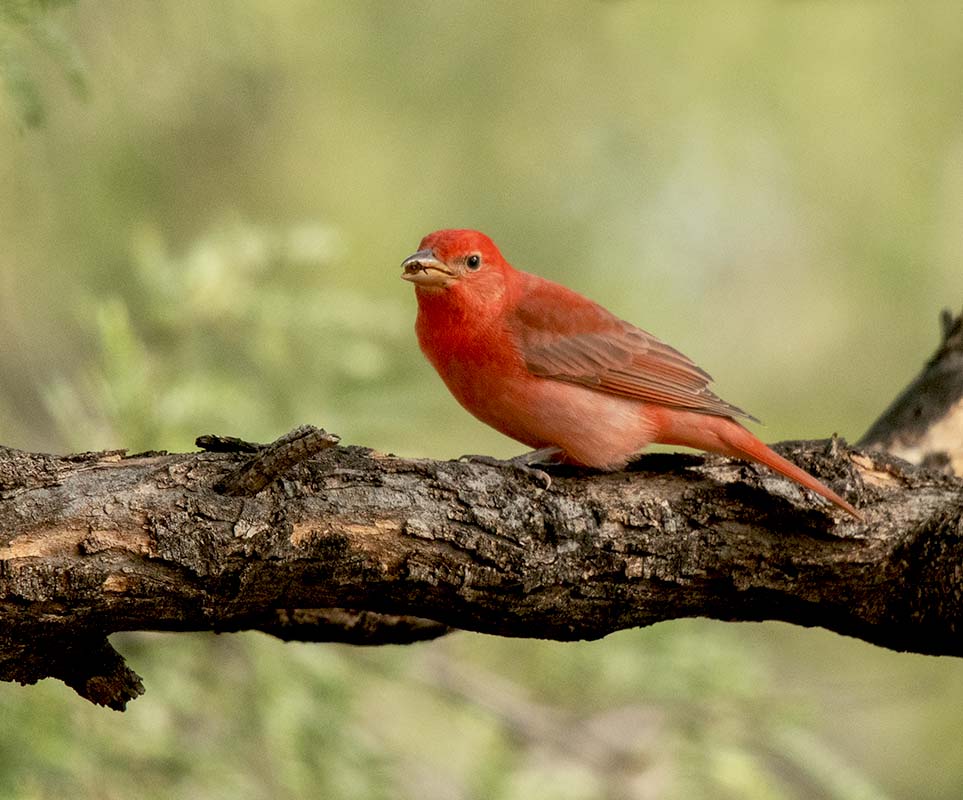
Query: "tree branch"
1 310 962 709
861 306 963 474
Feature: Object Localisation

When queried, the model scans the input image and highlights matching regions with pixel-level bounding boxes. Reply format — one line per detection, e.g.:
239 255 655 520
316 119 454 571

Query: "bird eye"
466 254 481 270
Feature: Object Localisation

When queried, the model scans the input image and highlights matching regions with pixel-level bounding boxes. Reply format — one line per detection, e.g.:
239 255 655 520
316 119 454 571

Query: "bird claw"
457 452 554 490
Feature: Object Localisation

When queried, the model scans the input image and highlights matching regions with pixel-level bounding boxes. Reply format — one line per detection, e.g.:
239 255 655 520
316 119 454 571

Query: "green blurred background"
2 2 962 798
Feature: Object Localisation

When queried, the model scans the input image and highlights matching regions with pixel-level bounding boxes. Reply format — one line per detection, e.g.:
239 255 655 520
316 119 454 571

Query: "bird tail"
655 412 863 520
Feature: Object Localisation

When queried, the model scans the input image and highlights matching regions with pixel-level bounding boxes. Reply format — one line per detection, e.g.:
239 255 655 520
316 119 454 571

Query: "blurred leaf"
45 219 415 452
0 0 84 128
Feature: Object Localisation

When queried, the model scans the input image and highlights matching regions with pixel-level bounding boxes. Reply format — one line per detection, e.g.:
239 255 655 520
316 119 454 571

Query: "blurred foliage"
43 219 412 452
0 0 85 127
1 2 963 798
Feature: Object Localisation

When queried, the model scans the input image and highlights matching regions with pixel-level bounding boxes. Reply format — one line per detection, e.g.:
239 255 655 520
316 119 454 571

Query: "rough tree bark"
1 310 961 709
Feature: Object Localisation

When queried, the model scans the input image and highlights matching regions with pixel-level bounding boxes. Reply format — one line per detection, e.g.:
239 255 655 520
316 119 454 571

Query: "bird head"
401 229 509 294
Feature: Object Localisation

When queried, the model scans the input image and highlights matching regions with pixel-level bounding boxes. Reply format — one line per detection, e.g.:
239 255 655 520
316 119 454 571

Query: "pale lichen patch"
0 528 86 560
83 529 152 556
850 454 903 487
103 574 133 593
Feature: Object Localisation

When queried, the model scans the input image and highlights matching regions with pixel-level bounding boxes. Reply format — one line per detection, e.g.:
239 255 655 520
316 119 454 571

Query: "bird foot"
457 448 560 489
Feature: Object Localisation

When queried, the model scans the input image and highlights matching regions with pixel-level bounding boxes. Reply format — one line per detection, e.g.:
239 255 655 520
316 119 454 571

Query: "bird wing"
509 275 757 421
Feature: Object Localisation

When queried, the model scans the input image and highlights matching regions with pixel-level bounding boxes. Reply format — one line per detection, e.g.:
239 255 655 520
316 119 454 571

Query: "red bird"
401 229 861 519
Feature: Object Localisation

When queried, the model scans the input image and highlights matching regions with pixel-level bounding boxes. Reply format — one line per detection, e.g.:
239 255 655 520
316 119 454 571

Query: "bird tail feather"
655 412 862 520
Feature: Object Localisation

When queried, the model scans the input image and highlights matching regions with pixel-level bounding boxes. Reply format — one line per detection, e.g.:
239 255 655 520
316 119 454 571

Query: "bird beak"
401 249 455 287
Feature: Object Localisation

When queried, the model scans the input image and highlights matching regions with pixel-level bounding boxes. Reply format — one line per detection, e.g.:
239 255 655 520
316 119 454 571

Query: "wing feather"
510 274 757 421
